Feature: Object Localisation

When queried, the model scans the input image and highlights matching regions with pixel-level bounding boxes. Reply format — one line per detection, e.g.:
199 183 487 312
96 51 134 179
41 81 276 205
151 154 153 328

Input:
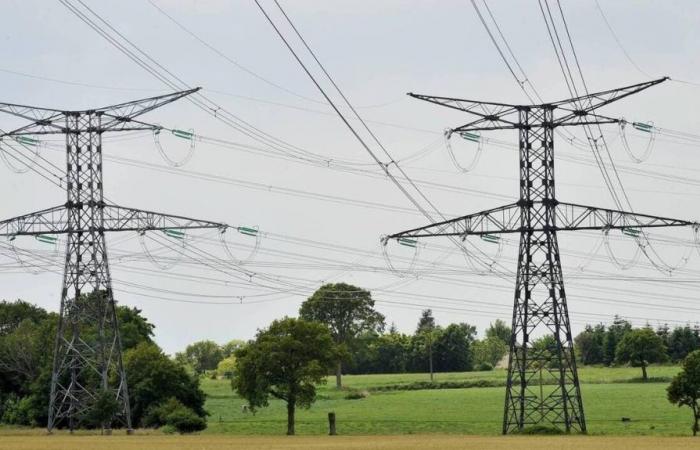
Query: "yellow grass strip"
0 435 698 450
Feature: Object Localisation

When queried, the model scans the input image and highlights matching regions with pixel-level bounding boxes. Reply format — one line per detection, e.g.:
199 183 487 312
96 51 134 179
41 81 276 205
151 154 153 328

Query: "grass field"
202 365 692 436
0 435 698 450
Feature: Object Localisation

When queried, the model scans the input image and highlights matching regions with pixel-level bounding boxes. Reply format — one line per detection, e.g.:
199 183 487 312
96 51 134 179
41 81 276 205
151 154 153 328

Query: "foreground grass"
203 366 690 436
0 435 698 450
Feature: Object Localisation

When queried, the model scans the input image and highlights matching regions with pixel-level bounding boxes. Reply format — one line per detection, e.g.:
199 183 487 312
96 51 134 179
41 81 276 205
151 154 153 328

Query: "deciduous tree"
299 283 384 388
616 328 667 380
668 350 700 436
232 318 336 435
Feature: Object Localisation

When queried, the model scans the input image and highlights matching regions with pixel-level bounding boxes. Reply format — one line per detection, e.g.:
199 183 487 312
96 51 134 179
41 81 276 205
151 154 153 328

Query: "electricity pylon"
0 90 227 433
385 77 694 434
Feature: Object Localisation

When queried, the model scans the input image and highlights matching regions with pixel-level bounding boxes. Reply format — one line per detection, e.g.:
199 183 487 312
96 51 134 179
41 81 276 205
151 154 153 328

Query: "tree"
299 283 384 388
667 350 700 436
574 324 606 365
221 339 246 358
415 309 438 381
0 300 48 336
433 323 476 372
123 342 207 427
116 306 155 351
668 326 700 362
485 319 511 345
176 340 224 376
616 328 667 380
233 318 336 435
604 316 631 365
473 336 508 368
216 356 237 379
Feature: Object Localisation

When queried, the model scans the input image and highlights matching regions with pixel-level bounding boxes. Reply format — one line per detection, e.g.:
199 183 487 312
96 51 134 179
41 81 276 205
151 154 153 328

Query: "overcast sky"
1 0 699 354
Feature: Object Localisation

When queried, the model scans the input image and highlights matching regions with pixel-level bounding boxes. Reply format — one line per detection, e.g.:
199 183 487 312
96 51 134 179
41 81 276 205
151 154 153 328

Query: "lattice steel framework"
386 77 695 433
0 90 227 433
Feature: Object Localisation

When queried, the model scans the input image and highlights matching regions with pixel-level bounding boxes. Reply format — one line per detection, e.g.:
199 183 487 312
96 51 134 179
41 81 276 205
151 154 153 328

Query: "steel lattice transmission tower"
386 77 695 433
0 90 227 433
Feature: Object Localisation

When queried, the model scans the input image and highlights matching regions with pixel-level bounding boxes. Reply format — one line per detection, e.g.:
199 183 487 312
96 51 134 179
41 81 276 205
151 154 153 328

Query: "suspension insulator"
35 234 57 244
459 131 481 142
622 227 641 238
632 122 654 133
237 226 259 237
480 234 500 244
398 237 417 248
172 129 195 140
16 136 40 146
163 229 186 240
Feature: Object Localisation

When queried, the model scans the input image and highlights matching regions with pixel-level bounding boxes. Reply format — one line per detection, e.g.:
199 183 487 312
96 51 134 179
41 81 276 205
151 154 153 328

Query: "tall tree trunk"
335 361 342 389
286 399 296 436
641 362 648 381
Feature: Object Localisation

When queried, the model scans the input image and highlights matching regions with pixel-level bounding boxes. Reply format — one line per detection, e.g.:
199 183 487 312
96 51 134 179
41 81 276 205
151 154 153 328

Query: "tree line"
3 283 700 436
0 297 207 433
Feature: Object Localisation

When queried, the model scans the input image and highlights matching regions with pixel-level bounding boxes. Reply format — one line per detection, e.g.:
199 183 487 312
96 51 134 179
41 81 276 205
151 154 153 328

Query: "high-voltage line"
385 77 696 434
0 90 227 433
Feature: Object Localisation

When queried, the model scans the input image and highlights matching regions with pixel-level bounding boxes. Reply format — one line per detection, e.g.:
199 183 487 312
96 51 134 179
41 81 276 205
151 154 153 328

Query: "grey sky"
1 0 699 354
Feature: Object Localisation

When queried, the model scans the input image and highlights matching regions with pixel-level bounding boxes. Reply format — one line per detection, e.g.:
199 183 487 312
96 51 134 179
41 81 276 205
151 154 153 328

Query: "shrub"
476 362 494 371
344 390 369 400
144 398 206 433
517 425 565 435
0 394 34 426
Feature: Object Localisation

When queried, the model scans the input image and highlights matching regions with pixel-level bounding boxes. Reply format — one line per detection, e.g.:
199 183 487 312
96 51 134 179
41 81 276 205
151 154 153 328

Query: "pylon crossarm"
0 88 200 137
93 88 200 119
408 93 521 128
555 202 694 232
550 77 668 113
0 104 65 136
102 204 227 232
387 203 520 239
0 205 68 237
98 115 163 133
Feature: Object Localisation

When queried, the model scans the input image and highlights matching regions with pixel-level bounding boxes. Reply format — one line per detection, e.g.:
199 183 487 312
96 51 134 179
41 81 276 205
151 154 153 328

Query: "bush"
166 406 206 433
144 398 207 433
476 362 493 371
0 394 34 426
517 425 565 435
344 390 369 400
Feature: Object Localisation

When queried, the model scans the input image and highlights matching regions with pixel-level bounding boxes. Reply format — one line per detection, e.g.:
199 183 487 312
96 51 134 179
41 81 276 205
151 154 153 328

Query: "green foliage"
0 300 48 336
485 319 511 345
476 362 494 371
145 398 206 433
616 328 668 380
473 337 508 368
300 283 384 388
175 340 224 376
123 342 207 427
668 327 700 363
233 317 337 435
605 316 632 365
516 425 565 435
0 394 34 425
667 350 700 435
575 324 607 365
415 309 436 334
433 323 476 372
217 356 237 379
84 390 120 429
116 306 155 351
221 340 246 358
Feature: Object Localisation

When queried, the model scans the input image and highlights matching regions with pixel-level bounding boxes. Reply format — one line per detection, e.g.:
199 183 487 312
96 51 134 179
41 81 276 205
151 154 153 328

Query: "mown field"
0 435 697 450
202 366 692 436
